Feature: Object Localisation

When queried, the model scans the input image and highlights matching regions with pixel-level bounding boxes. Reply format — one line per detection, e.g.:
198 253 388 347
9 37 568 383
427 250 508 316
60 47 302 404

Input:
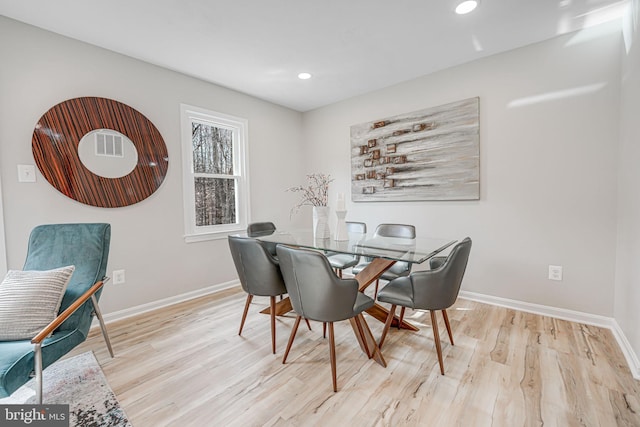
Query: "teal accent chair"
0 223 113 403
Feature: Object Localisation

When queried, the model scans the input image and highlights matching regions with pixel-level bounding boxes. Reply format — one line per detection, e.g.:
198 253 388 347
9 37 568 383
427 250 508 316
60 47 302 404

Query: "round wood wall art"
32 97 169 208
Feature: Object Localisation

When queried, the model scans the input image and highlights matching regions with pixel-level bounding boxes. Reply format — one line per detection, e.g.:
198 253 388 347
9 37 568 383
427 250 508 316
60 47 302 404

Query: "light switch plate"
113 269 125 285
17 165 36 182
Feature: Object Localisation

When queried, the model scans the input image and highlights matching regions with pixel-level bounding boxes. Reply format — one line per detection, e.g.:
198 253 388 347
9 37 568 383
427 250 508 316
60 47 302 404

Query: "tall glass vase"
313 206 330 240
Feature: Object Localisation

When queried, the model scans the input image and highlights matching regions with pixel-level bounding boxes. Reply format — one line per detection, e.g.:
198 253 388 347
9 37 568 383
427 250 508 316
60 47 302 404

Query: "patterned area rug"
0 351 131 426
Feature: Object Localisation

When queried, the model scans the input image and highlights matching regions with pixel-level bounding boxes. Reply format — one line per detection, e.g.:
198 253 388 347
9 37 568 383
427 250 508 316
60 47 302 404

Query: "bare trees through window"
192 122 236 226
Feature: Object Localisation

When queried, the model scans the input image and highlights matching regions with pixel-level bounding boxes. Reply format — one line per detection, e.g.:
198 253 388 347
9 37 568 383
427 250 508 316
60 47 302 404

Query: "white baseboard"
460 290 640 380
98 280 239 324
610 319 640 381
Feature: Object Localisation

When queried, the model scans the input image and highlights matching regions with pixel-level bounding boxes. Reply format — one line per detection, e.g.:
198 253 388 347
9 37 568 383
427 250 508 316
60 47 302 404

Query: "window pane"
192 122 234 175
194 177 236 226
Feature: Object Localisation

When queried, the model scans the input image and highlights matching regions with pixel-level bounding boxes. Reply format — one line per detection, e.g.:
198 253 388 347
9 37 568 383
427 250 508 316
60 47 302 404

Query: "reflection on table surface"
242 229 456 264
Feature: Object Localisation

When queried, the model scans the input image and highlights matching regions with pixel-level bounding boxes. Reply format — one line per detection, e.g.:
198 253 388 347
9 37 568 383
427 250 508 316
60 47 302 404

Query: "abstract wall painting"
350 97 479 202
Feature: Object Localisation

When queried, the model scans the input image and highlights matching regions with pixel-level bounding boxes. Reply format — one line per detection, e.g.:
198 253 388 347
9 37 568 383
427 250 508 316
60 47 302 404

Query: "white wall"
0 170 6 276
0 16 305 314
615 0 640 365
302 22 622 316
0 15 630 326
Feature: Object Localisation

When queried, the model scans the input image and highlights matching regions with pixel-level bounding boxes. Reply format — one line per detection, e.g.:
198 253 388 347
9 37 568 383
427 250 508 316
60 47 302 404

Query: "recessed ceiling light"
455 0 478 14
298 72 312 80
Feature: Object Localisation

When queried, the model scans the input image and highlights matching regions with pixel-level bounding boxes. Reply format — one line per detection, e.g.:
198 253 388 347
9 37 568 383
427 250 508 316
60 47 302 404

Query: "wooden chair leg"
430 310 445 375
305 318 312 331
238 294 253 335
270 296 277 354
338 269 343 278
374 279 379 298
378 304 397 349
282 315 302 364
323 322 327 338
328 322 337 392
442 309 454 345
398 307 406 330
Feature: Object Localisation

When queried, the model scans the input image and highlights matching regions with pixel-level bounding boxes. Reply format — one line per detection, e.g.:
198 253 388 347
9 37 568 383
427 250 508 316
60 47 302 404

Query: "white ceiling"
0 0 629 112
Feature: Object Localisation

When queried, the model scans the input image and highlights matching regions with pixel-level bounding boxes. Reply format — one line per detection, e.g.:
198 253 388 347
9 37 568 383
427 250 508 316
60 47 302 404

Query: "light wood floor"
70 287 640 427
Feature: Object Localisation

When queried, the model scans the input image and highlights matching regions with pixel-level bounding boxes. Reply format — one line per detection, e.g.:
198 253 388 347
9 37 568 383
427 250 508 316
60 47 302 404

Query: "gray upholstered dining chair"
351 223 416 296
326 221 367 278
247 221 276 236
377 237 472 375
247 221 278 257
228 235 287 354
276 244 382 392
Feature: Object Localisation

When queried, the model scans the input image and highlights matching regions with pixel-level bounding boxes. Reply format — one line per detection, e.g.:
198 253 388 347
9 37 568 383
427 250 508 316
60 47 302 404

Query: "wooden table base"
260 297 292 316
365 304 419 331
349 314 386 367
356 258 419 331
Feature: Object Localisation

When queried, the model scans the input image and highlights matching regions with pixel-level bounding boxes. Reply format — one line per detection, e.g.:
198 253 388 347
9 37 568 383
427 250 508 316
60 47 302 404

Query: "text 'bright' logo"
5 407 48 423
0 405 69 426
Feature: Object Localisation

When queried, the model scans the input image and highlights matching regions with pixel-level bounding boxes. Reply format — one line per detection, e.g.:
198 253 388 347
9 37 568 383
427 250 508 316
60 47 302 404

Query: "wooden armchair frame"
31 278 114 403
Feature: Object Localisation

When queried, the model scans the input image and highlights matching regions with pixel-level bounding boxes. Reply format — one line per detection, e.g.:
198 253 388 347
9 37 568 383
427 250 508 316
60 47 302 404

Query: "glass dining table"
245 228 456 362
251 229 456 322
244 229 456 366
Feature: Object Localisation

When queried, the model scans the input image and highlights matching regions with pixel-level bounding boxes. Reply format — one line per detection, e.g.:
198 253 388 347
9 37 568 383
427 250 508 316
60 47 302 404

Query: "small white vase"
313 206 330 240
334 209 349 241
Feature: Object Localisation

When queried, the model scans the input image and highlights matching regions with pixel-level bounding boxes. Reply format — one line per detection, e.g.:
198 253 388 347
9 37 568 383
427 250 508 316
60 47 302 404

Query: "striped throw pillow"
0 265 75 340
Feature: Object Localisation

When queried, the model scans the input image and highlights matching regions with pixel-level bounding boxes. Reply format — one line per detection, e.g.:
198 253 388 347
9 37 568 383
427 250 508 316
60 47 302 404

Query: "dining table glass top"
244 229 456 264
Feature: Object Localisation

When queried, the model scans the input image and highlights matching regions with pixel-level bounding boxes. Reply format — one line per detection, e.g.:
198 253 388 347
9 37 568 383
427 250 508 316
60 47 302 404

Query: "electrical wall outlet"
548 265 563 281
113 269 126 285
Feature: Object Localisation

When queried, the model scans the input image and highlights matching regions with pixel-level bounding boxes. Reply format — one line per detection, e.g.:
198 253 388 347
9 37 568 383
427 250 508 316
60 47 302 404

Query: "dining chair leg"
282 315 302 364
338 269 343 278
379 304 397 349
323 322 327 338
374 279 379 298
270 296 277 354
442 309 454 345
239 294 253 335
398 307 406 330
305 318 312 331
430 310 445 375
328 322 337 392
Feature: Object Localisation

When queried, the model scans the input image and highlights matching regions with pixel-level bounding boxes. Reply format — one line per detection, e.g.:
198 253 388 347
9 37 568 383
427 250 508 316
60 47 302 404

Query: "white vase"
313 206 330 240
334 209 349 241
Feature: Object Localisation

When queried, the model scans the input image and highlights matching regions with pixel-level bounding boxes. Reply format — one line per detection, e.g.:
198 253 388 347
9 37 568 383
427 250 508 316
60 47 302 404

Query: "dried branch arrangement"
287 173 333 215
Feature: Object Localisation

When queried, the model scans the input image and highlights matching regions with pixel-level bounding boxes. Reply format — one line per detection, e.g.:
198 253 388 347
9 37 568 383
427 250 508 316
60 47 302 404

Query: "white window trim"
180 104 250 242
